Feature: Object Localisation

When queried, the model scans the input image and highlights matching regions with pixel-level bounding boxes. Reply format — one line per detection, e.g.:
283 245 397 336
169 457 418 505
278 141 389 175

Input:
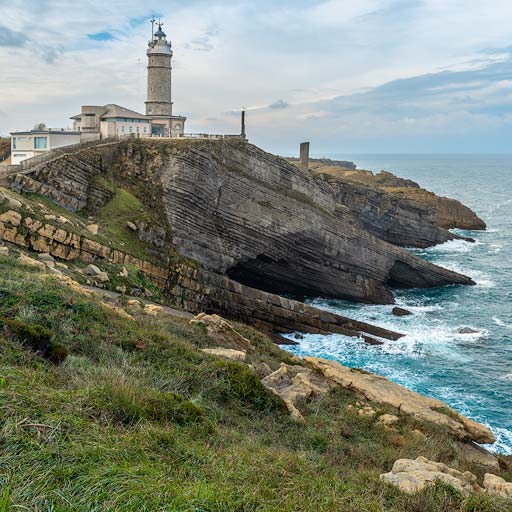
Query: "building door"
151 125 164 136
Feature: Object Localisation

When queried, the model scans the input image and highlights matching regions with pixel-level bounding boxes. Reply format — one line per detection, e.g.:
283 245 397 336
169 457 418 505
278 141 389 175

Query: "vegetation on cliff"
0 137 10 164
0 249 510 511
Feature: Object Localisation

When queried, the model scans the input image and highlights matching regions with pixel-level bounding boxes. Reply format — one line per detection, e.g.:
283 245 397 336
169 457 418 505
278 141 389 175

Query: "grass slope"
0 252 510 511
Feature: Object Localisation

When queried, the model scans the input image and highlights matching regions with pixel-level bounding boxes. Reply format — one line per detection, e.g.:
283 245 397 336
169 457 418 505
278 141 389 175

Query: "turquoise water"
286 155 512 454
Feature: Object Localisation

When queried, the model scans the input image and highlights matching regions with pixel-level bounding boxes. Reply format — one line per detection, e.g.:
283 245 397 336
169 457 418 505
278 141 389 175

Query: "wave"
423 239 480 254
493 317 512 329
436 261 496 288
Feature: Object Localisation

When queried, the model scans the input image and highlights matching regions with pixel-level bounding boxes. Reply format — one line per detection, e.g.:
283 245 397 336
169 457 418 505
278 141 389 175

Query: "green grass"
0 252 510 511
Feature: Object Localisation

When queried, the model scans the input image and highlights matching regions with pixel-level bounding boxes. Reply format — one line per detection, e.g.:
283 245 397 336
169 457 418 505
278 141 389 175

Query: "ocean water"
286 154 512 454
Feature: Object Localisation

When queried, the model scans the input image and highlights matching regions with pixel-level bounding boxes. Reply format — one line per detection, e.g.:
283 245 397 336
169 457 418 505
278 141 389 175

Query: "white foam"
499 373 512 382
493 317 512 329
423 239 479 254
437 262 496 288
484 426 512 456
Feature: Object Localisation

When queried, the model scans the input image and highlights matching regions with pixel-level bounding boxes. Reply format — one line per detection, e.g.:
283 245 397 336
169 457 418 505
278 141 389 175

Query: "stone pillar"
241 110 246 139
300 142 310 172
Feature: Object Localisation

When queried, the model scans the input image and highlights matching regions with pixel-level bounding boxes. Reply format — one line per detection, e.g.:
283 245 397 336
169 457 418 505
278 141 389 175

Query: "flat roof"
10 130 81 135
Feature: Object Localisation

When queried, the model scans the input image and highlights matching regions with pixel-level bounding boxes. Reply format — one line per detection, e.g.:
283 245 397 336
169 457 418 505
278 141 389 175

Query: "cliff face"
10 139 475 305
311 167 485 247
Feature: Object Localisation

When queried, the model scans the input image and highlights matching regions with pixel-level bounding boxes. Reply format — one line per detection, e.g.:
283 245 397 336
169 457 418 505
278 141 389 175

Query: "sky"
1 0 512 155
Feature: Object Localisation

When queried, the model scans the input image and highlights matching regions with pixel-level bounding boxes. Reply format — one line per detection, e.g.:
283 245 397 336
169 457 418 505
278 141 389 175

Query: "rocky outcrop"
304 357 495 443
190 313 255 352
315 170 482 248
380 457 481 496
261 363 332 422
484 474 512 498
9 139 475 304
200 348 247 362
0 204 404 341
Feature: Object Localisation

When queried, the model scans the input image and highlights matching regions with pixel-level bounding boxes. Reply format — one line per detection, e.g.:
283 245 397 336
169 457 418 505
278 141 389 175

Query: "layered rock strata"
0 208 403 342
10 139 475 304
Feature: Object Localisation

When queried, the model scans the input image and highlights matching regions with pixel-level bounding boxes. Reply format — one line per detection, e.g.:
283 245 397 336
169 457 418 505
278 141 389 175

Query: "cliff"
0 137 10 163
11 139 475 306
309 165 485 247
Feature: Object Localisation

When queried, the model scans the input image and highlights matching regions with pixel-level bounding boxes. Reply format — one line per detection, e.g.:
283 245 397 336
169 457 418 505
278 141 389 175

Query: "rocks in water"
304 357 495 444
380 456 481 496
392 307 412 317
201 348 246 362
86 224 98 235
457 441 500 473
458 327 479 334
190 313 255 352
484 473 512 498
261 363 332 422
294 333 305 340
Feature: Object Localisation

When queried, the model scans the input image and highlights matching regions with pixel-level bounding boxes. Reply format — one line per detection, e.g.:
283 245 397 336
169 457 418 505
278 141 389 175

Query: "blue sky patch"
87 31 115 42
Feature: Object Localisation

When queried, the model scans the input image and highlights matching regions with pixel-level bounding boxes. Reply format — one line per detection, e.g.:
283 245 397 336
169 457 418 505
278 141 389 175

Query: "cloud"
0 26 27 47
269 99 289 110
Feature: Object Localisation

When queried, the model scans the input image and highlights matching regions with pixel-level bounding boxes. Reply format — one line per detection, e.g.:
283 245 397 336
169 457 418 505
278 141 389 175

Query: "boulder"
115 285 127 294
126 221 137 231
458 327 479 334
84 264 102 276
6 197 22 209
201 348 246 362
95 272 110 283
190 313 255 352
457 442 500 472
0 246 9 256
378 414 399 427
0 210 22 226
483 474 512 498
126 299 143 313
261 363 332 422
118 267 129 278
143 304 162 316
380 456 481 496
392 307 412 317
18 253 46 270
86 224 99 235
37 253 55 264
304 357 495 444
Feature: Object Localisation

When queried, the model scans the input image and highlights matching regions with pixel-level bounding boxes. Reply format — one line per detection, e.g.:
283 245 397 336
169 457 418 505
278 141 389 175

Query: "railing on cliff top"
1 132 247 178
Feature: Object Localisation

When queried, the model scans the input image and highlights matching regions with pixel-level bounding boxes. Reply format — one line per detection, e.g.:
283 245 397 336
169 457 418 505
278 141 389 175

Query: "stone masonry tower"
145 22 174 135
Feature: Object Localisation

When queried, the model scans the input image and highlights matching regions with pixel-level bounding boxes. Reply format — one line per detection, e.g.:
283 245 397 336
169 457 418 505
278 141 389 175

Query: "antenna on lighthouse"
150 16 156 39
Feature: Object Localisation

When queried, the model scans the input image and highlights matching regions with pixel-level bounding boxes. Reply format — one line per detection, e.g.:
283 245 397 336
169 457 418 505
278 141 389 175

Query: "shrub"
1 317 52 352
218 361 285 411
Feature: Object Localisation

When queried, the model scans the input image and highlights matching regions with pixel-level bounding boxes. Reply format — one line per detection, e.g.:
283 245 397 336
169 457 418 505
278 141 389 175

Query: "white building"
71 22 186 139
9 129 81 165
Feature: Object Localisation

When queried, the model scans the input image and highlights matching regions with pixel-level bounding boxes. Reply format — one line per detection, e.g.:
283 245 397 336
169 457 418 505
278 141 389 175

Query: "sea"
284 154 512 454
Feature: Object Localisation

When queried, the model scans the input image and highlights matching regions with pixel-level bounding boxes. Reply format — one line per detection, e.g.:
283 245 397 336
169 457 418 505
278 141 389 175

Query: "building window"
12 138 16 149
34 137 48 150
143 127 147 133
122 126 125 132
129 126 133 133
136 126 139 133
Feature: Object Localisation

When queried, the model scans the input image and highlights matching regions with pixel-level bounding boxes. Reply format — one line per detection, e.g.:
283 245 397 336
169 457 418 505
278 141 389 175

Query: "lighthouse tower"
145 21 186 137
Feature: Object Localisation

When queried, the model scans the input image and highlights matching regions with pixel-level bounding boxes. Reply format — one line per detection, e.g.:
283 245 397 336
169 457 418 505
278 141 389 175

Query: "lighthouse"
145 21 186 137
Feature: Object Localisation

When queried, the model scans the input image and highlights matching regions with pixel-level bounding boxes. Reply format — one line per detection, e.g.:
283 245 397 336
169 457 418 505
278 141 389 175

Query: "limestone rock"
84 264 102 276
378 414 399 427
6 197 22 209
0 210 22 226
201 348 246 362
143 304 162 316
457 442 500 472
483 473 512 498
0 246 9 256
380 456 481 496
126 299 143 313
115 285 127 294
126 221 137 231
358 405 376 417
118 267 129 278
37 253 55 264
190 313 255 352
304 357 495 444
261 363 332 422
18 253 46 270
44 214 57 221
392 307 412 317
86 224 99 235
95 272 110 283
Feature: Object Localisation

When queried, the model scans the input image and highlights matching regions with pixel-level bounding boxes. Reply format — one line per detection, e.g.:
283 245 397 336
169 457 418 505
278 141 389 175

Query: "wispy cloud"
0 26 27 47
